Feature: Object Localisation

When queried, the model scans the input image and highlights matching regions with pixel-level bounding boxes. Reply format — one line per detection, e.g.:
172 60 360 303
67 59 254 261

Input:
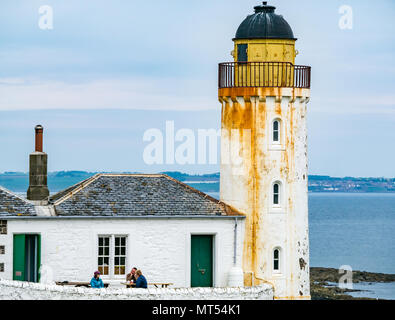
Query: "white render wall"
0 217 245 288
0 279 273 300
219 88 310 299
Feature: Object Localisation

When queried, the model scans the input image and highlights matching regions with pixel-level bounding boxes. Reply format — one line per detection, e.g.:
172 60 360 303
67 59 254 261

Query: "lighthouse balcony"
218 62 311 89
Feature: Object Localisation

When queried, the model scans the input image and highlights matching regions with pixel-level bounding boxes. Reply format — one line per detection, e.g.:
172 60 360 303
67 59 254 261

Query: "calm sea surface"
207 192 395 274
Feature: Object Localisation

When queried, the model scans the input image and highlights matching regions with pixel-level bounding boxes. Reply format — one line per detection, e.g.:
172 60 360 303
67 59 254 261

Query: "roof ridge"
98 173 164 177
52 173 102 205
161 174 245 217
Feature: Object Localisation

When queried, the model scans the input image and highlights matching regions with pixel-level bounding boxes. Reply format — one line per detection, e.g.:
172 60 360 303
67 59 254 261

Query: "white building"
0 1 311 299
0 174 245 288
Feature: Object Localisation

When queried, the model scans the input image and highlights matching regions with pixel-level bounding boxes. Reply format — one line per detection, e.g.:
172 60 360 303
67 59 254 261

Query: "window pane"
274 249 279 259
119 266 125 275
115 247 120 255
99 238 103 246
274 184 279 193
274 194 279 205
273 121 279 130
103 266 109 275
121 247 126 255
273 131 279 142
274 260 279 270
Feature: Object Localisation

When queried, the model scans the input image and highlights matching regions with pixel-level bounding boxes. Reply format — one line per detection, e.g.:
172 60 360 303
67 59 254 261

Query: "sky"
0 0 394 177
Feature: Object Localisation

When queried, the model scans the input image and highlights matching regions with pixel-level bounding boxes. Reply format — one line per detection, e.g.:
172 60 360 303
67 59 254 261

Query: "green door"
13 234 26 281
191 235 213 287
13 234 41 282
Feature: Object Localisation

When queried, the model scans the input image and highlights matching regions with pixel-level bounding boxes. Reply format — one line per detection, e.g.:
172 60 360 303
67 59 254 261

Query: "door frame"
186 232 217 287
13 233 41 282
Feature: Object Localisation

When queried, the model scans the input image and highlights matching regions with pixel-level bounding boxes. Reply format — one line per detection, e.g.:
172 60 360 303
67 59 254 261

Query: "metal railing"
218 62 311 89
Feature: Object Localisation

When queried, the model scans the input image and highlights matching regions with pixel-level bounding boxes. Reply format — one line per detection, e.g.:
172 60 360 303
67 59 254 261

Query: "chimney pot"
35 125 44 152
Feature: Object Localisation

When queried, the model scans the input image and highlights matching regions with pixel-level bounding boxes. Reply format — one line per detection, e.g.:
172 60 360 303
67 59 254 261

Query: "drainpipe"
233 217 238 266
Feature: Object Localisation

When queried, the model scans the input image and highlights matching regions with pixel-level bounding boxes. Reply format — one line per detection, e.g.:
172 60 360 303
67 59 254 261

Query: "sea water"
206 192 395 274
207 192 395 299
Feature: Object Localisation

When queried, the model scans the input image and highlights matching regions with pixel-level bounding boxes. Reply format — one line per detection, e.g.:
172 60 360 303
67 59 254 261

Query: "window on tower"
273 248 280 271
272 119 281 143
273 183 280 205
237 44 248 62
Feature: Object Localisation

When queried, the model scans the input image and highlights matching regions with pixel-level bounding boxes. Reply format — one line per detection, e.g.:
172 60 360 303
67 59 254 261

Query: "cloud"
311 96 395 115
0 77 217 111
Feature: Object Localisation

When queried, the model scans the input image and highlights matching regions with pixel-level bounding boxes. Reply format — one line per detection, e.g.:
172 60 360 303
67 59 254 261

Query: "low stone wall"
0 279 273 300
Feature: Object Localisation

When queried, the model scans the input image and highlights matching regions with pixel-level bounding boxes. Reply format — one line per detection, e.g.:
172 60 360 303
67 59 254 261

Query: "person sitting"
90 271 104 288
126 267 138 284
135 270 147 288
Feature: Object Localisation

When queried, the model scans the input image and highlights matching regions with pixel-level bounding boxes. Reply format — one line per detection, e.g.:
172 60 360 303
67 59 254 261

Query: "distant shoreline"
1 171 395 194
311 267 395 300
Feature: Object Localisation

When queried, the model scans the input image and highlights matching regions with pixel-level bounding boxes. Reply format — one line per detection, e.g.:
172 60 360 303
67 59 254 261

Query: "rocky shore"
310 267 395 300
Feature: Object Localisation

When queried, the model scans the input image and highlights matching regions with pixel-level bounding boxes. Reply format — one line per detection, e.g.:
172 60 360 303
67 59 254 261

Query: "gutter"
1 215 246 221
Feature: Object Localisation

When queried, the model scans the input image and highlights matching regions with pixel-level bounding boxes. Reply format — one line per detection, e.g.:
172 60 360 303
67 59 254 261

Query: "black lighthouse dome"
235 1 296 40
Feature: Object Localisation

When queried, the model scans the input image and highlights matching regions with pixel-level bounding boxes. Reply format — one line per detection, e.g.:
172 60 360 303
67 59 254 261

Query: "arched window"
273 120 280 143
273 183 280 205
273 248 280 271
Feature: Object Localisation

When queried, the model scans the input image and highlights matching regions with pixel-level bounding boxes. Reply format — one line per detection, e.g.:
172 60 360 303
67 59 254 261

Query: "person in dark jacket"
90 271 104 288
135 270 147 288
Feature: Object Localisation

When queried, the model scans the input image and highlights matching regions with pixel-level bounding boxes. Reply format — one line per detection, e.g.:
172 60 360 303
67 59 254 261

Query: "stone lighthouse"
219 2 311 299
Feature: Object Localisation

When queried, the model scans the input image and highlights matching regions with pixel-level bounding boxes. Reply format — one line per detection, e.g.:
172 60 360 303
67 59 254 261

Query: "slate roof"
50 174 243 217
0 186 36 216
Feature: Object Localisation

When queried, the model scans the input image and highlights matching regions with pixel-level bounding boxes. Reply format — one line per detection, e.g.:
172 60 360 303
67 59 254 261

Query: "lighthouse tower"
219 2 311 299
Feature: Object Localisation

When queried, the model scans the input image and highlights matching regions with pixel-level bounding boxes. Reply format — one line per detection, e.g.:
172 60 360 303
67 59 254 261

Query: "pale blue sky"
0 0 394 177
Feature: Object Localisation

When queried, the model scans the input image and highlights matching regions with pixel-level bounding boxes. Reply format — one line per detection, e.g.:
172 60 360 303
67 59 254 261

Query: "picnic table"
121 282 173 288
56 281 109 288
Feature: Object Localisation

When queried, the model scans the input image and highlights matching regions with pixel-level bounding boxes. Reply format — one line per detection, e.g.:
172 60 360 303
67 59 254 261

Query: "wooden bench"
56 281 109 288
121 282 173 288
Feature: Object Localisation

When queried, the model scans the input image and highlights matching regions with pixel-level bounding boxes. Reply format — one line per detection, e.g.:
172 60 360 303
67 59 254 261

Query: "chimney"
27 125 49 202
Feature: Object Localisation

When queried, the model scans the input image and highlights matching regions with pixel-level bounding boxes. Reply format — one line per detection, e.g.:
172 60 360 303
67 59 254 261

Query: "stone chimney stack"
27 125 49 202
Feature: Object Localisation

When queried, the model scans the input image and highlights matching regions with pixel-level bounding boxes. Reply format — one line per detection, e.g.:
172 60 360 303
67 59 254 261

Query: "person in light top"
126 267 138 284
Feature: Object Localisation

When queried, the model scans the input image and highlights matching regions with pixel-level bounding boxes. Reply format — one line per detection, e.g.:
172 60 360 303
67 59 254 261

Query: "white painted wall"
0 217 244 288
219 88 310 299
0 279 273 300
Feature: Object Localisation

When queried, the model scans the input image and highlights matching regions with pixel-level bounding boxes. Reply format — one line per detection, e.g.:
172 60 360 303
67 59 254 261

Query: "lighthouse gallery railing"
218 62 311 89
